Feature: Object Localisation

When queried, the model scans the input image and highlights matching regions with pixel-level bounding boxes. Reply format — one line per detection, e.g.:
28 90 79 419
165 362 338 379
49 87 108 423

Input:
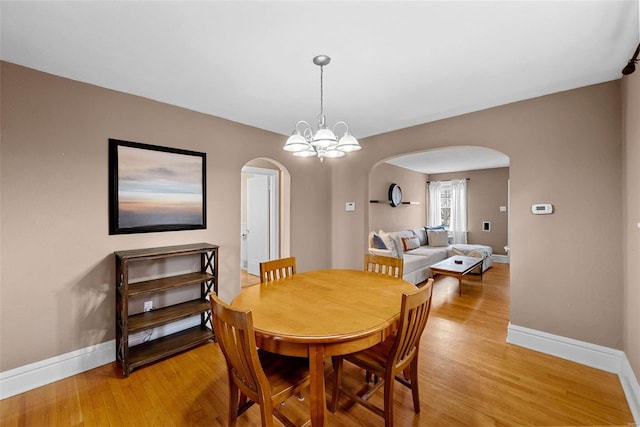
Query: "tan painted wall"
330 82 623 349
368 163 427 233
0 61 632 374
428 168 509 254
622 70 640 379
0 62 331 371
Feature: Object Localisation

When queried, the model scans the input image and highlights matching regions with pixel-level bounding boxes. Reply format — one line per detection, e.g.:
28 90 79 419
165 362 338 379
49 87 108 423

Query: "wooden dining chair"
364 253 404 279
209 293 311 427
260 256 297 282
329 279 434 427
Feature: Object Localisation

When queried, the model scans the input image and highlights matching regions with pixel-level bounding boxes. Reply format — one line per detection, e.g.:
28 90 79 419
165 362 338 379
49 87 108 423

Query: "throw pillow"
425 224 446 231
427 229 449 247
412 229 428 246
378 230 403 259
401 236 421 252
371 233 387 249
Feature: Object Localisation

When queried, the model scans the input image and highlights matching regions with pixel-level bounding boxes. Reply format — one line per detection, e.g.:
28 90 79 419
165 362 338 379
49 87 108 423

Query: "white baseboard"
0 340 115 400
492 254 509 264
0 317 203 400
621 355 640 423
507 323 640 424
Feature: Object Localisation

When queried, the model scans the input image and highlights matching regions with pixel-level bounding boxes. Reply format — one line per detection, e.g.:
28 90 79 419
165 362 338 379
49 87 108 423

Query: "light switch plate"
346 202 355 212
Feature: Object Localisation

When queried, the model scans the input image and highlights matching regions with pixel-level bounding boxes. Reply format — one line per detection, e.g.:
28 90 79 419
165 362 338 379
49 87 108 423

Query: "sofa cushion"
427 229 449 247
401 236 421 251
402 254 430 275
412 228 428 246
389 230 416 240
405 246 449 258
402 250 448 274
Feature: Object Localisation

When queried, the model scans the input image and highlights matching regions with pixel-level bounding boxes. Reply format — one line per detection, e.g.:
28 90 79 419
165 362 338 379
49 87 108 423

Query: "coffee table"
430 255 484 296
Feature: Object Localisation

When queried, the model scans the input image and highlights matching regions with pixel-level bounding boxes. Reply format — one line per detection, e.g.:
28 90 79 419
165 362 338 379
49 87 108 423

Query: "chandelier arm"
332 121 350 135
294 120 311 132
294 120 314 141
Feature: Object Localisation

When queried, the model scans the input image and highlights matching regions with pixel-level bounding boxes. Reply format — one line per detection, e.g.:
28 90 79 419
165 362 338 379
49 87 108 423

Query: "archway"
240 158 291 286
368 146 511 269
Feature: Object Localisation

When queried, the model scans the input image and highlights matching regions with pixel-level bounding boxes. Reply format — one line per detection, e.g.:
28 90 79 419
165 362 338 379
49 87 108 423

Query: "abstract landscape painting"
109 139 206 234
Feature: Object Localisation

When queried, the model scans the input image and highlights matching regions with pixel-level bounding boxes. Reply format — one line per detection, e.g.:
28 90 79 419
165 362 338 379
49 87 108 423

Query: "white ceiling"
387 146 510 174
1 1 639 172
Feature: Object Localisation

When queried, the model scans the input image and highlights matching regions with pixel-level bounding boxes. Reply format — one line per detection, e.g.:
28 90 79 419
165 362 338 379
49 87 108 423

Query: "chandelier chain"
319 65 324 124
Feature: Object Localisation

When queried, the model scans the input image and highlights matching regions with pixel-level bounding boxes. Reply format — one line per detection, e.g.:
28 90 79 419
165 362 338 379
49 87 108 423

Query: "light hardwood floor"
241 269 260 287
1 263 634 426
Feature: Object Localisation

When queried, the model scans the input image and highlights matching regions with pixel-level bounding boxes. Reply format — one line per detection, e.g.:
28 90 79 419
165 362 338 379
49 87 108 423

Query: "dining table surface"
231 268 418 426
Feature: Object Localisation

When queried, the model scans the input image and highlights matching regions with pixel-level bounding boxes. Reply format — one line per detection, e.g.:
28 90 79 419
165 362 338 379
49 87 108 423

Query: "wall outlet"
144 301 153 312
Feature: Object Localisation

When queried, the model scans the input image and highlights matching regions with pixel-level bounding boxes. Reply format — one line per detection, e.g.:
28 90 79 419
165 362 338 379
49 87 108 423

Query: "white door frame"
242 166 279 265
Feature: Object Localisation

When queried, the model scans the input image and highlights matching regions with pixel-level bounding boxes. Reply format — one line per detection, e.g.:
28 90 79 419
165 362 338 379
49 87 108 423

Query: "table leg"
308 344 326 426
458 274 463 296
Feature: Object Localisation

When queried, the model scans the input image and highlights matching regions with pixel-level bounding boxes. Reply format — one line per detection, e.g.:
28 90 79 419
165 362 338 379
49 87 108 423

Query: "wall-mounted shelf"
369 200 420 205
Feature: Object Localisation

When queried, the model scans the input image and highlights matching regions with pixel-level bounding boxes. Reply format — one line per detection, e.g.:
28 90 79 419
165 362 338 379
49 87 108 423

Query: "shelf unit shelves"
114 243 219 377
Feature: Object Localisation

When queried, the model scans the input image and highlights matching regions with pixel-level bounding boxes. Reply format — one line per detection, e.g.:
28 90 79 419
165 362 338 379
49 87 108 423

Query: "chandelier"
283 55 361 161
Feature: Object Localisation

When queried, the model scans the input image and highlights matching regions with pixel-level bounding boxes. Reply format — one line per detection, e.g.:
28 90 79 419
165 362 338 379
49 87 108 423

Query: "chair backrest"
364 253 404 278
260 257 296 283
209 293 270 403
389 279 433 372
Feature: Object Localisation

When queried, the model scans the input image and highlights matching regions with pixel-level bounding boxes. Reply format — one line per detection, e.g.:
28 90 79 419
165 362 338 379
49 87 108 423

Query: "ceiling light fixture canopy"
622 43 640 75
283 55 361 161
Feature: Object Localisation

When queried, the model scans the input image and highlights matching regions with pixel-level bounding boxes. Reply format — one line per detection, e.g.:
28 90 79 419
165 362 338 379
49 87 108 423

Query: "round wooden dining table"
231 269 417 427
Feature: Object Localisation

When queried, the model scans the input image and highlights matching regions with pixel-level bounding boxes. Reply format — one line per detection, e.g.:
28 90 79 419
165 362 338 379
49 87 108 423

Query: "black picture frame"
109 139 206 235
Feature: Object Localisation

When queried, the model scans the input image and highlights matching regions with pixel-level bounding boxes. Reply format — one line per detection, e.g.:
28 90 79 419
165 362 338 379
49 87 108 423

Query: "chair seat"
343 336 395 372
258 350 310 402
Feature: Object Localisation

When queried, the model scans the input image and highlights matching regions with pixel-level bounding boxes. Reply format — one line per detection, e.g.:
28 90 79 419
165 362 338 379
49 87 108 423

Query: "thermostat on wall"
531 203 553 215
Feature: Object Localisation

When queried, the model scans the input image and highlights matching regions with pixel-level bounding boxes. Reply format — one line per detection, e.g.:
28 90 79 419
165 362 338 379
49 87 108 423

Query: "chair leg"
228 379 239 427
330 356 343 413
409 359 420 413
383 372 395 427
259 401 275 427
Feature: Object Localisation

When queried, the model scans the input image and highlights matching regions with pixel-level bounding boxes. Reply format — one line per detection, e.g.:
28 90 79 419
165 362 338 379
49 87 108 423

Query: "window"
428 179 467 244
439 182 452 228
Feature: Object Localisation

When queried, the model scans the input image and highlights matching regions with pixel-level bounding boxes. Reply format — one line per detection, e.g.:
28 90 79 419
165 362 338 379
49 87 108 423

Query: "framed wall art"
109 139 206 234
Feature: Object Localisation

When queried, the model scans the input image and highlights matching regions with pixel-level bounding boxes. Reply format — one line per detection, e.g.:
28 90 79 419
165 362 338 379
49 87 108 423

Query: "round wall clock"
388 183 402 207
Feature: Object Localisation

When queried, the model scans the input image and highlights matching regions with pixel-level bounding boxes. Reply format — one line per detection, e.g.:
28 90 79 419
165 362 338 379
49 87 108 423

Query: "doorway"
241 163 281 286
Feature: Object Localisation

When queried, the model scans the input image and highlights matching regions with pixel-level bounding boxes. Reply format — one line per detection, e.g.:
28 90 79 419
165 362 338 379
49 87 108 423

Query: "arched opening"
240 158 291 287
367 146 510 284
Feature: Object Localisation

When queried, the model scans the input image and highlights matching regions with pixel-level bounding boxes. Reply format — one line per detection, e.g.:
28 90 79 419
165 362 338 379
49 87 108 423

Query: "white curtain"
450 178 468 244
428 181 442 227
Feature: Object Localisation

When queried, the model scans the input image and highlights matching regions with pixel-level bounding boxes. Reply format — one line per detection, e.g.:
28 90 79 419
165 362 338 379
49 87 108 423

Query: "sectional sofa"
369 228 493 285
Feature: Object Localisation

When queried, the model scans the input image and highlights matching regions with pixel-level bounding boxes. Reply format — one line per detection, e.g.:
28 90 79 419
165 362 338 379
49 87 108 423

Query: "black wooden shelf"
128 325 213 370
128 272 214 297
114 243 219 377
128 299 211 333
